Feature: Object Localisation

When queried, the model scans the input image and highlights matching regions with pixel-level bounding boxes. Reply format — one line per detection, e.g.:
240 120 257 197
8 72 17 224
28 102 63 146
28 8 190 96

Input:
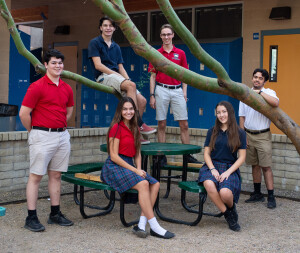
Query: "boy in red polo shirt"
149 24 200 165
19 49 74 232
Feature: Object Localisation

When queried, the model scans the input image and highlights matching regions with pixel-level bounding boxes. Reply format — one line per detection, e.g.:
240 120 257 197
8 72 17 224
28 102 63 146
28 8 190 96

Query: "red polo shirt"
148 45 188 86
22 74 74 128
109 121 136 157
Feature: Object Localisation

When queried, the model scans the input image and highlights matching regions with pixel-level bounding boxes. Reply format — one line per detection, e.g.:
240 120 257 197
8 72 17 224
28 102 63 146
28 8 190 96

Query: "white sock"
148 217 167 236
138 216 147 231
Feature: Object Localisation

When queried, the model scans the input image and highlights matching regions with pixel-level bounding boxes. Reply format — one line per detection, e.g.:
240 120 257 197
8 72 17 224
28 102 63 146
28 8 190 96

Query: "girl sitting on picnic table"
101 97 175 239
198 101 246 231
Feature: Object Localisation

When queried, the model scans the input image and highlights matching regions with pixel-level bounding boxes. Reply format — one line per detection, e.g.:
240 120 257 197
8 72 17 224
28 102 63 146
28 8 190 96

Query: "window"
113 12 148 44
269 45 278 82
150 9 192 43
195 4 242 39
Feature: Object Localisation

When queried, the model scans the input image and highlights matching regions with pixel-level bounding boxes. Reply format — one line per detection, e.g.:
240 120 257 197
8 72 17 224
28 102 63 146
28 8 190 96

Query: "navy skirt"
198 160 241 203
100 154 158 194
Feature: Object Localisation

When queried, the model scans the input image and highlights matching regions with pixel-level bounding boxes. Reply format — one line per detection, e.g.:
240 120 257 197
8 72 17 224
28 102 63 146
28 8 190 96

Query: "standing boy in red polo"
149 24 200 165
19 49 74 232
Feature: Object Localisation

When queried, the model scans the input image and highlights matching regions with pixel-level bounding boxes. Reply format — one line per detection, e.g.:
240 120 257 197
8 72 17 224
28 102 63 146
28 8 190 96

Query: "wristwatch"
150 93 155 97
259 90 263 95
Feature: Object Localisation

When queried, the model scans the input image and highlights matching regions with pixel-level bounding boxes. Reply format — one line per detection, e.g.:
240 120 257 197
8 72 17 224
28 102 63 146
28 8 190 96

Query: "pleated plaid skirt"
100 154 158 194
198 160 241 203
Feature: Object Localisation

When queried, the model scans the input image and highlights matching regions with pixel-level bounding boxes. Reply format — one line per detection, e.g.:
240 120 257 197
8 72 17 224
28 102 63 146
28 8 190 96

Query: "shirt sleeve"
264 88 279 101
238 101 246 117
21 82 40 109
67 84 74 107
204 128 213 147
109 123 121 139
239 129 247 149
88 39 101 59
181 51 188 69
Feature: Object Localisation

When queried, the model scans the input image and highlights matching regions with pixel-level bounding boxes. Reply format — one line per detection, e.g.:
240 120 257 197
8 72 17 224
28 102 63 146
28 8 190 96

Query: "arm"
19 105 33 132
134 151 142 170
204 146 220 181
253 89 279 107
239 116 245 129
91 56 121 76
149 72 156 109
219 149 246 182
109 137 146 178
118 64 130 79
66 107 73 122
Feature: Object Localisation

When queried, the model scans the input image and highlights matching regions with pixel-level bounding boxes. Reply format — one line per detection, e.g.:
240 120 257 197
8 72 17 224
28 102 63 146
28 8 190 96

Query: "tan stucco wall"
242 0 300 86
0 0 11 104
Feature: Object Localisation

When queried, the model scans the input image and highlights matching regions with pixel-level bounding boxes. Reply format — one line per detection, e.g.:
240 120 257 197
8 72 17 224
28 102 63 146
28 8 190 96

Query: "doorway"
262 29 300 134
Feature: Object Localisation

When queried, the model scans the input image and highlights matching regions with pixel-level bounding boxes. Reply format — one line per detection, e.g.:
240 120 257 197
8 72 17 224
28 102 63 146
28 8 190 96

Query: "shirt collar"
44 74 63 86
160 45 176 53
99 35 115 48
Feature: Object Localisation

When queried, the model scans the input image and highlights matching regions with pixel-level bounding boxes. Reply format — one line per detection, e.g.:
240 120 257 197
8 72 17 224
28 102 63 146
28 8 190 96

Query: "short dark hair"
160 24 174 34
43 49 64 64
99 16 116 32
253 68 269 82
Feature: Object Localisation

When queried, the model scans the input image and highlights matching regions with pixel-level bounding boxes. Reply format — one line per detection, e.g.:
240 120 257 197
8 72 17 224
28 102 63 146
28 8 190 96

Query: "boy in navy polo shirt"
88 17 156 144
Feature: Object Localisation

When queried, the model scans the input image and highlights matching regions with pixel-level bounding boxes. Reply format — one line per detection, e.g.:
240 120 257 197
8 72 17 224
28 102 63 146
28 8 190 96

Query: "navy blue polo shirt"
204 127 247 164
88 35 124 79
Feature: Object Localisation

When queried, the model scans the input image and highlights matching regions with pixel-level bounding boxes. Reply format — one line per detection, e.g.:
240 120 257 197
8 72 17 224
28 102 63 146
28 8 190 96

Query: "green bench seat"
178 181 206 193
61 173 138 227
65 162 104 174
159 163 202 198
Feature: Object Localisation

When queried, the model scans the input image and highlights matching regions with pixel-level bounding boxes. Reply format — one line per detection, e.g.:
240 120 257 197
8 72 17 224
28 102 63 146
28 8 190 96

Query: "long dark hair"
107 97 141 154
209 101 241 152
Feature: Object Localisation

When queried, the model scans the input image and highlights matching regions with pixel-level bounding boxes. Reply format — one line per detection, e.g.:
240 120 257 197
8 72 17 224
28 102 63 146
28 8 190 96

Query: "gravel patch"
0 183 300 253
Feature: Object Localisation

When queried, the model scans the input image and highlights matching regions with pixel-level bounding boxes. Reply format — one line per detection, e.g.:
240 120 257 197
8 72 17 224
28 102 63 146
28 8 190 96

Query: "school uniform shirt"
148 45 188 86
109 121 136 157
204 127 247 164
239 87 279 131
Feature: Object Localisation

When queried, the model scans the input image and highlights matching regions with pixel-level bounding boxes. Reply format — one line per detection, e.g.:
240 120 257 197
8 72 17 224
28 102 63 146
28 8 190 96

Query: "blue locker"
9 30 31 131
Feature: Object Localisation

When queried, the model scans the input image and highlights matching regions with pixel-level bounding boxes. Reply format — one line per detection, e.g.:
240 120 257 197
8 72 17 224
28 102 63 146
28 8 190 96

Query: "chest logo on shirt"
172 53 180 61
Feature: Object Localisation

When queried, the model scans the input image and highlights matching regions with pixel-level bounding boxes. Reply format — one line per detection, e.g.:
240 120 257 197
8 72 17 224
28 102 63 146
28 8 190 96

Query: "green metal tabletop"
100 142 202 156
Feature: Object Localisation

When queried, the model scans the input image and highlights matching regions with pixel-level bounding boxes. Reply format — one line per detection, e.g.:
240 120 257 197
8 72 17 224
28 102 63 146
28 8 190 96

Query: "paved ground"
0 183 300 253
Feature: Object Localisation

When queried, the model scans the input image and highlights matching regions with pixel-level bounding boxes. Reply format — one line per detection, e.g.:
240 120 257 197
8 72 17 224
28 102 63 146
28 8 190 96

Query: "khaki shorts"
28 129 71 175
155 85 188 121
246 131 272 167
97 73 140 97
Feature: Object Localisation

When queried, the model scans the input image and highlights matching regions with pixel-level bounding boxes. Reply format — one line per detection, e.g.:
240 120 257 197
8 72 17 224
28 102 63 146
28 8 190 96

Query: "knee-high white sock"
148 217 167 236
138 216 147 230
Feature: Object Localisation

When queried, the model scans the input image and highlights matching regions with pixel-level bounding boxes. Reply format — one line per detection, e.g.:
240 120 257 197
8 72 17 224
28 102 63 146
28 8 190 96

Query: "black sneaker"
47 211 74 226
224 209 240 232
186 154 202 164
24 215 45 232
132 225 147 238
267 195 276 209
231 203 238 222
245 192 265 203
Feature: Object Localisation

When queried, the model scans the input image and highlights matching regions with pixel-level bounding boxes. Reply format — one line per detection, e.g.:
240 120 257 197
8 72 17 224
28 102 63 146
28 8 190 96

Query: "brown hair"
209 101 241 152
160 24 174 34
106 97 141 154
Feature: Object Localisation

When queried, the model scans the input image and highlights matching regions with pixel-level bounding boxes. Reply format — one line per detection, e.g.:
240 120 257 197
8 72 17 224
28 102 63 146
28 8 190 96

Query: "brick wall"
0 127 299 194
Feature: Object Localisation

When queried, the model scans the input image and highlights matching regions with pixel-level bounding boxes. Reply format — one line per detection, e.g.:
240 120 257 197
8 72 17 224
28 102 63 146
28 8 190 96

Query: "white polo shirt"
239 87 279 131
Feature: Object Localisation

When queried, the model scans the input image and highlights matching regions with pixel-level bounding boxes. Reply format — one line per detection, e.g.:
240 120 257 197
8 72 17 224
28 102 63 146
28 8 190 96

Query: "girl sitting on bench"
101 97 175 239
198 101 246 231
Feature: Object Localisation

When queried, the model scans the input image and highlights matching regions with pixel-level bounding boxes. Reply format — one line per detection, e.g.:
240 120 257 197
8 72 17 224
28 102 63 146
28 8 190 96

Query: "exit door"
262 32 300 134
